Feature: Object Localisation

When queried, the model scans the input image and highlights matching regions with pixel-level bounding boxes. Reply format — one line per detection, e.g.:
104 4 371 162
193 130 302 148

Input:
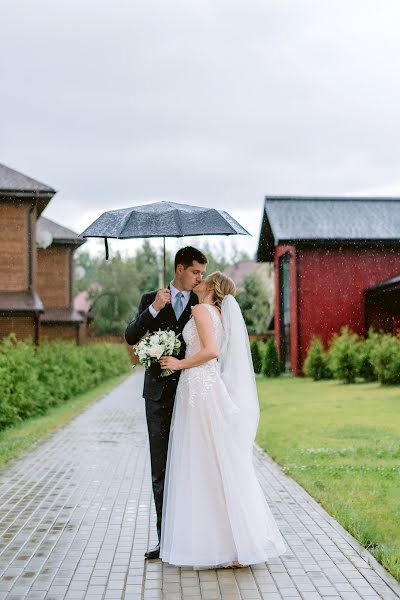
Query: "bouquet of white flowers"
134 329 182 377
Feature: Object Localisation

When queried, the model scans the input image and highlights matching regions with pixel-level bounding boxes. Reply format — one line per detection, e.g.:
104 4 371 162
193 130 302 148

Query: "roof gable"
0 163 55 193
37 216 86 247
366 273 400 294
257 196 400 260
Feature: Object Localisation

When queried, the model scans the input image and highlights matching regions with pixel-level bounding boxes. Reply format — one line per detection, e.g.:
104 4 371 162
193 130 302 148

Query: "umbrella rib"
213 209 237 234
118 210 140 238
174 208 184 236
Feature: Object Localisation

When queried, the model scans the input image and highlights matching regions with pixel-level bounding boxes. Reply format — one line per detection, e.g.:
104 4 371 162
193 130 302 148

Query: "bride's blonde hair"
206 271 236 310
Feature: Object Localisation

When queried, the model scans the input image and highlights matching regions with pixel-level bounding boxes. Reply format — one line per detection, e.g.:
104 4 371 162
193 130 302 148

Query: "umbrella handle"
105 238 109 260
163 238 166 287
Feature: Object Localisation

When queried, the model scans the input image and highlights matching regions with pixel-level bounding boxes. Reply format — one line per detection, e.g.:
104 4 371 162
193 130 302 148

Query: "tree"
250 340 262 374
236 271 270 334
303 337 331 380
134 240 167 291
262 338 280 377
75 240 252 336
87 253 140 335
74 250 101 294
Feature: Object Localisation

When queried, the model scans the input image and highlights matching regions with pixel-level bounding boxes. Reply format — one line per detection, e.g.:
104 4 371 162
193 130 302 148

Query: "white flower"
133 329 180 370
148 344 164 359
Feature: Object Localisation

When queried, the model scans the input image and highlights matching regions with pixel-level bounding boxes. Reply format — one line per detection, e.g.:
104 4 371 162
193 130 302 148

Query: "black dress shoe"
144 543 160 559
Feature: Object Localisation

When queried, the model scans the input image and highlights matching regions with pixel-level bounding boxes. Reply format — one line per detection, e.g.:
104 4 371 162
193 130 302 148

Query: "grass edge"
0 371 131 471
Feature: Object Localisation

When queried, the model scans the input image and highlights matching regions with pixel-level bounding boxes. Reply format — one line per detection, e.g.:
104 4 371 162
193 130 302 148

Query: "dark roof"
37 216 86 247
257 196 400 261
0 163 56 215
365 273 400 295
0 163 54 192
41 308 83 323
0 291 44 313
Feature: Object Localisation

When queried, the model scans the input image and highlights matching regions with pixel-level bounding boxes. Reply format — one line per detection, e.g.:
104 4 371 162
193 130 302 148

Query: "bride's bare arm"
159 305 218 371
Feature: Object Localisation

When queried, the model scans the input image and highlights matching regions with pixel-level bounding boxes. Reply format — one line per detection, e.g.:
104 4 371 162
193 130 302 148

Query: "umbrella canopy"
80 200 249 239
80 201 250 284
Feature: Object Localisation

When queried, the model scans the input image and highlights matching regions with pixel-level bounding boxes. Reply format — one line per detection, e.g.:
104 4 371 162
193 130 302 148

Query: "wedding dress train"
159 303 287 568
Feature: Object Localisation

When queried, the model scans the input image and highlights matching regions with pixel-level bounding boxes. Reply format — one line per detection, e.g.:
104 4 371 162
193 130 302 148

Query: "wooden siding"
41 322 78 343
0 315 36 341
0 203 28 291
297 245 400 370
37 247 71 308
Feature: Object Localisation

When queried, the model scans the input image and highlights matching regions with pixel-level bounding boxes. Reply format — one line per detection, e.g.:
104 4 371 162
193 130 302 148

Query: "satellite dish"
75 266 86 280
37 229 53 249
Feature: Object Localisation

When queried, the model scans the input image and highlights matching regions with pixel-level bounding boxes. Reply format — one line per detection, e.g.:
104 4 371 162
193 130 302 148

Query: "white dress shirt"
149 282 191 318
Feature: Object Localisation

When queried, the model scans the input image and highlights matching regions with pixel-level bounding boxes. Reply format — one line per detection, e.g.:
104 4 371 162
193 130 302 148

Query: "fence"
248 333 274 343
86 332 274 363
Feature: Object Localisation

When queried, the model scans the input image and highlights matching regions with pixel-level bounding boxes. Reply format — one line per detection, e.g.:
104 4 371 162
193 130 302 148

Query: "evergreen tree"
262 338 280 377
250 340 262 374
303 337 331 380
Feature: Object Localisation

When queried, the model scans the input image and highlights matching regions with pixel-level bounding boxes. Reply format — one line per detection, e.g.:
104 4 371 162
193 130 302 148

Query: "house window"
279 253 291 372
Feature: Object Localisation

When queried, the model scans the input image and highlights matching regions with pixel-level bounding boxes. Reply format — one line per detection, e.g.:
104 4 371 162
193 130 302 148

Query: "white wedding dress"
159 303 287 568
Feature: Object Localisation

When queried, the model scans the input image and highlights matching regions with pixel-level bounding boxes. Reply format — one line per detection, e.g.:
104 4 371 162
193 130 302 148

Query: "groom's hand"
152 288 171 312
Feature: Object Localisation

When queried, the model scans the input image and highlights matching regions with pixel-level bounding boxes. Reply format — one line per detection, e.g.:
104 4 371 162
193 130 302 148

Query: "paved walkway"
0 371 399 600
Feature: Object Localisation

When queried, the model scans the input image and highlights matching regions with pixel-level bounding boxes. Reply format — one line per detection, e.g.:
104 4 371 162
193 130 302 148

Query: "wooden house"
37 216 87 343
256 196 400 375
0 163 55 343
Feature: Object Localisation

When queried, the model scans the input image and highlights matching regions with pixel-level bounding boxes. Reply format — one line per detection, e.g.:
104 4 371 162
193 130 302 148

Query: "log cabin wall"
37 246 71 308
0 201 29 291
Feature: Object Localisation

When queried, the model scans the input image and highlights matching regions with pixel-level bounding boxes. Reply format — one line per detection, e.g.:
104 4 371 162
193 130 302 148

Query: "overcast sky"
1 0 400 259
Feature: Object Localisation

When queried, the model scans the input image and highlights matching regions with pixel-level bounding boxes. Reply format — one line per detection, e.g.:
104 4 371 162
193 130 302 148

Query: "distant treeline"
74 240 267 336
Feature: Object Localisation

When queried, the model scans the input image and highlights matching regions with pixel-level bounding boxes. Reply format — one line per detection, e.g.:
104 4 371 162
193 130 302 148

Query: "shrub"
327 326 360 383
357 329 381 382
250 340 262 374
303 336 332 380
0 336 131 431
262 338 280 377
370 333 400 385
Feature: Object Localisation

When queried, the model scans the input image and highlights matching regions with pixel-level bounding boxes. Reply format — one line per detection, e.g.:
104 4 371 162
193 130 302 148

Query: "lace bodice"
178 304 224 408
182 303 223 359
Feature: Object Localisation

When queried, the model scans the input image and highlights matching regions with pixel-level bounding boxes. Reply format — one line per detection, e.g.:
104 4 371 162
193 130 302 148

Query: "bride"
158 271 287 568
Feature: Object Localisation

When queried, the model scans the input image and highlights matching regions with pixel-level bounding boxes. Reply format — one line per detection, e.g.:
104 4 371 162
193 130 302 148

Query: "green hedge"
0 335 131 430
303 336 332 380
327 326 360 383
304 328 400 385
370 334 400 385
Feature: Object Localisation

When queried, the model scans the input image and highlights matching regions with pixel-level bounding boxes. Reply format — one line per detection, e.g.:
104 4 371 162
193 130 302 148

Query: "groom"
125 246 207 559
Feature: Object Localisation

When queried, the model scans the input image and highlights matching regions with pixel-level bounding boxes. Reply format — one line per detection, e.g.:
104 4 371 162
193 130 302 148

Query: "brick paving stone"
0 371 398 600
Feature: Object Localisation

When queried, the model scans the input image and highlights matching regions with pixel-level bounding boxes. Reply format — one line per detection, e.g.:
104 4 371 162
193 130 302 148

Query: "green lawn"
0 373 130 470
256 376 400 582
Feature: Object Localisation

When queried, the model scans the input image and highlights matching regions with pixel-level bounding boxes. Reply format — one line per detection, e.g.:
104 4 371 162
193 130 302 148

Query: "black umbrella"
80 201 250 285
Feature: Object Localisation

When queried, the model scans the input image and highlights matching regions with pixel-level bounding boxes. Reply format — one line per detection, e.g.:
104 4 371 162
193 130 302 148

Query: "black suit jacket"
125 288 198 401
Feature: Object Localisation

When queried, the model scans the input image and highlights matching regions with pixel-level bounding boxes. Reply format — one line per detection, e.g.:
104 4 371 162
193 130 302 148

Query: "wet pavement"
0 370 399 600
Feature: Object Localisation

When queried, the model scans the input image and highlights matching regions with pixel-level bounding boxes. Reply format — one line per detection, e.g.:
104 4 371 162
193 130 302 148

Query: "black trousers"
144 380 178 541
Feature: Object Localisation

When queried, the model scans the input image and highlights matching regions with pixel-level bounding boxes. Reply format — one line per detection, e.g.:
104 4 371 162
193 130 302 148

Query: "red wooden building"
256 196 400 375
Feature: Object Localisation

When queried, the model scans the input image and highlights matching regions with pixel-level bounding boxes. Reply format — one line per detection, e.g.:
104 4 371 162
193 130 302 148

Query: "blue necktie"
174 292 184 320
